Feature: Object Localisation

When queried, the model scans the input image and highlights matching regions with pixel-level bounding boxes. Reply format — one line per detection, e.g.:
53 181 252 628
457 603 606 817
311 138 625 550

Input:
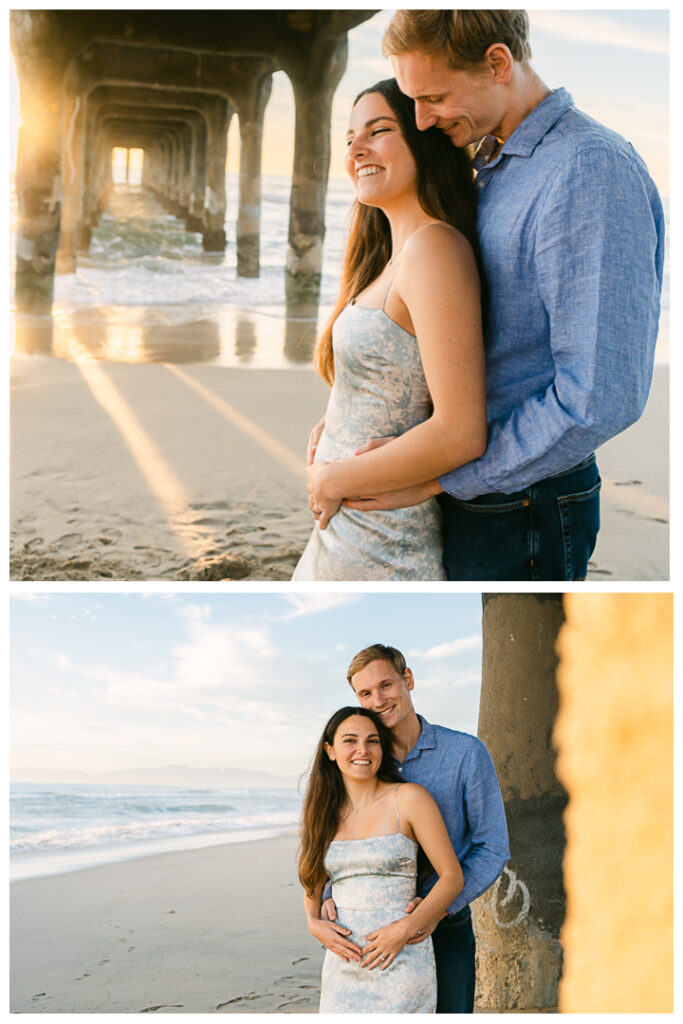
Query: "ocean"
10 781 303 882
52 174 356 315
10 173 669 367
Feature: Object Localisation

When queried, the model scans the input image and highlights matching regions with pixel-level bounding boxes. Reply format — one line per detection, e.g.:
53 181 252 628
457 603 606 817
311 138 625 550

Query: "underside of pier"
10 10 377 312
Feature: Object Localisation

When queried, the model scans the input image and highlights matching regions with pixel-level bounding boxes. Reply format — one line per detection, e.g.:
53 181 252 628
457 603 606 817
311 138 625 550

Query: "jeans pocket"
557 479 602 580
448 495 530 515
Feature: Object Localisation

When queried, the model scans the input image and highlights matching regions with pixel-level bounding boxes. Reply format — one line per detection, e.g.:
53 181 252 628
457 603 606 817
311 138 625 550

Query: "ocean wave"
11 810 299 853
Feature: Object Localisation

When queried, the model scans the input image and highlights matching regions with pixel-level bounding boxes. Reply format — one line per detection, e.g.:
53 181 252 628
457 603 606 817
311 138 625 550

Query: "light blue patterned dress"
319 794 437 1013
292 296 446 581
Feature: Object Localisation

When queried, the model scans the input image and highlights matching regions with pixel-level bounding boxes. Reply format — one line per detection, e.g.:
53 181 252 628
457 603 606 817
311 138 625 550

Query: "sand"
10 317 669 581
10 833 324 1014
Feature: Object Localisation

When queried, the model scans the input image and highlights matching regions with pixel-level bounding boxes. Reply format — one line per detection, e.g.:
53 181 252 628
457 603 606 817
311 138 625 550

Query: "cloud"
530 11 668 56
417 666 481 692
281 593 359 620
409 635 481 660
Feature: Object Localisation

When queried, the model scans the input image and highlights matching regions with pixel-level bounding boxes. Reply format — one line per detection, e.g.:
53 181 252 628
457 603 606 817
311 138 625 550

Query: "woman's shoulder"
405 220 473 259
397 781 436 807
401 221 476 282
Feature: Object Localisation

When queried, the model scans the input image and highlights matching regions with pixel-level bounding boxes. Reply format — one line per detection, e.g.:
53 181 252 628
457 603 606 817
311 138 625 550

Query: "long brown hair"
315 77 483 385
298 706 402 897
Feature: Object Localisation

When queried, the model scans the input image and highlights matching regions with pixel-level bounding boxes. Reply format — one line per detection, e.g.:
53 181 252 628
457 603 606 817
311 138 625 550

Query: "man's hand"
402 896 446 944
307 417 326 466
321 897 337 922
343 479 444 512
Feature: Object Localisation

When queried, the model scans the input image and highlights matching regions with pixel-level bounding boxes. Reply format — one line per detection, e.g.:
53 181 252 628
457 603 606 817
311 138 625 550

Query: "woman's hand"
360 917 411 971
307 462 342 530
307 416 326 466
307 917 362 963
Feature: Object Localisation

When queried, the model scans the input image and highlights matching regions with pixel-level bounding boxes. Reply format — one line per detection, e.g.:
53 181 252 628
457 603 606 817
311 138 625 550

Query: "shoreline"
11 825 300 884
10 832 323 1014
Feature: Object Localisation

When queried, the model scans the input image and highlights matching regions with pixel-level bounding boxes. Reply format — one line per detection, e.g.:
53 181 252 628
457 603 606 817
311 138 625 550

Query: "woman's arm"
308 224 486 525
360 784 464 971
303 886 363 963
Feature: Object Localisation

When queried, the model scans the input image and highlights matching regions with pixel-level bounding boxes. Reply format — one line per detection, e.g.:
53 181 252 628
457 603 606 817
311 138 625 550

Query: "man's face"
392 50 503 148
350 658 415 732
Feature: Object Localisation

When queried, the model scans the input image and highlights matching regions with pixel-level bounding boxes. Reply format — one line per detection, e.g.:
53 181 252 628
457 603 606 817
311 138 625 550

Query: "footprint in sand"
215 994 261 1009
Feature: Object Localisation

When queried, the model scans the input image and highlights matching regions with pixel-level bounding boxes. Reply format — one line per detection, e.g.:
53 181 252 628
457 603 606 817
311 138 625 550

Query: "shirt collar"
399 714 436 763
474 87 574 168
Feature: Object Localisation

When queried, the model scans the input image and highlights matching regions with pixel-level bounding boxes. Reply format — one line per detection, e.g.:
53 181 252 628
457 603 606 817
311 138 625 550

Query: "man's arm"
440 147 665 500
449 741 510 913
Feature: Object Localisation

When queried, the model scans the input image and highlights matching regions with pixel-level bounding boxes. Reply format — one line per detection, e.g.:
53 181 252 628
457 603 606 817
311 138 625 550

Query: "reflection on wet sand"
12 300 324 368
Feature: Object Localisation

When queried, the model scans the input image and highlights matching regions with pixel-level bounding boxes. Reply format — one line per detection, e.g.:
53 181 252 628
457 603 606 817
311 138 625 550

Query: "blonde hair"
347 644 408 687
382 9 532 69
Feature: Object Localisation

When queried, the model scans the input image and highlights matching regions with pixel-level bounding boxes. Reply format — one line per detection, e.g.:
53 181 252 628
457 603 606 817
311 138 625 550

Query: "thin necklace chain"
343 784 384 817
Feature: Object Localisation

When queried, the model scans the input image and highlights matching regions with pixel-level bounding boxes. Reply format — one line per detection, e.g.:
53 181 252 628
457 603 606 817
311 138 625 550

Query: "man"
323 643 510 1013
344 10 665 581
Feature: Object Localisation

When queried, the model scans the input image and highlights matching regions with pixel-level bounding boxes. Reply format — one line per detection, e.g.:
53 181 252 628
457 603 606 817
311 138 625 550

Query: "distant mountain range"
10 763 302 790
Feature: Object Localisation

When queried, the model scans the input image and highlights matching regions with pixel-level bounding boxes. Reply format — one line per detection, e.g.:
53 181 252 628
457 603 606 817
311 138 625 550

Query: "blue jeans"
439 454 601 581
432 907 476 1013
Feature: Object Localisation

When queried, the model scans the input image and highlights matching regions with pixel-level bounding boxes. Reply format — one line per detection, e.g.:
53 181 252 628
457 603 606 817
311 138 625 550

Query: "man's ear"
324 742 336 761
484 43 514 84
403 667 416 692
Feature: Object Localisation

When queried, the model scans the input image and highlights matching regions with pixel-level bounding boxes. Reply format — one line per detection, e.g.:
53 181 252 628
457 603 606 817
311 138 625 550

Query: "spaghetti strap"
394 783 401 833
381 270 400 312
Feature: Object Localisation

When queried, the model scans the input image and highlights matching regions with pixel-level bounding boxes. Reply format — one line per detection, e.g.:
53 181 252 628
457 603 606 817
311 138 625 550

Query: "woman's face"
345 91 418 209
324 714 383 781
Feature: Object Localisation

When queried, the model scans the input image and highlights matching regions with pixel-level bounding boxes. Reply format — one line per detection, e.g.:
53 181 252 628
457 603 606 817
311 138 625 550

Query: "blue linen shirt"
439 88 665 499
395 716 510 915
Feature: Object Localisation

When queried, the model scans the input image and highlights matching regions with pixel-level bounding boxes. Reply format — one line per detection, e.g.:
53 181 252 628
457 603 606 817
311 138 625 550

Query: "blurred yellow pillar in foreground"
555 593 673 1012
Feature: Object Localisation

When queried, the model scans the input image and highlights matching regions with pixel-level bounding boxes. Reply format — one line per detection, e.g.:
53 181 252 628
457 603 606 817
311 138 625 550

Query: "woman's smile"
345 92 418 207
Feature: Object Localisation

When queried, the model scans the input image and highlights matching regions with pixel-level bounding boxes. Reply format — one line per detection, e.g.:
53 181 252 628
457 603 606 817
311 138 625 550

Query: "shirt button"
477 180 486 189
398 767 403 772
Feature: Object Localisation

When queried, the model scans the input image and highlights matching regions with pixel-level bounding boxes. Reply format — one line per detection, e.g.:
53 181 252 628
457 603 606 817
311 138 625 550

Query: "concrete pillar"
186 116 207 233
234 72 272 277
56 80 87 274
202 96 231 252
554 594 673 1012
474 593 566 1011
11 13 64 312
286 36 348 303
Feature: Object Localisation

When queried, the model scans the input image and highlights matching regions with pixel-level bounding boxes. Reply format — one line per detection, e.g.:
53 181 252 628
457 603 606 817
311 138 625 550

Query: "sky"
9 9 669 196
10 591 484 780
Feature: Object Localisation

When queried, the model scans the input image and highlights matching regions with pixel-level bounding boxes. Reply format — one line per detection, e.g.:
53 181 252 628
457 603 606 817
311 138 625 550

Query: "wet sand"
10 833 324 1013
10 313 669 581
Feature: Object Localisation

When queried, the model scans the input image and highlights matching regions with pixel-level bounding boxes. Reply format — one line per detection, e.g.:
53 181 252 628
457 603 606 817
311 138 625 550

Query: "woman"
292 78 485 581
299 706 463 1013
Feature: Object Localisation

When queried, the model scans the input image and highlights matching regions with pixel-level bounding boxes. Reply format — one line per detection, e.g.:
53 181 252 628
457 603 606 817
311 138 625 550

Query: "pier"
10 10 376 312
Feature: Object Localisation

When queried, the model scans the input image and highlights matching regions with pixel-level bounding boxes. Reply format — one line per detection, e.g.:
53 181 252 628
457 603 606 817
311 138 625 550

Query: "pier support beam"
234 73 272 277
55 79 87 274
474 593 566 1011
202 97 232 252
285 36 348 303
11 13 63 311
